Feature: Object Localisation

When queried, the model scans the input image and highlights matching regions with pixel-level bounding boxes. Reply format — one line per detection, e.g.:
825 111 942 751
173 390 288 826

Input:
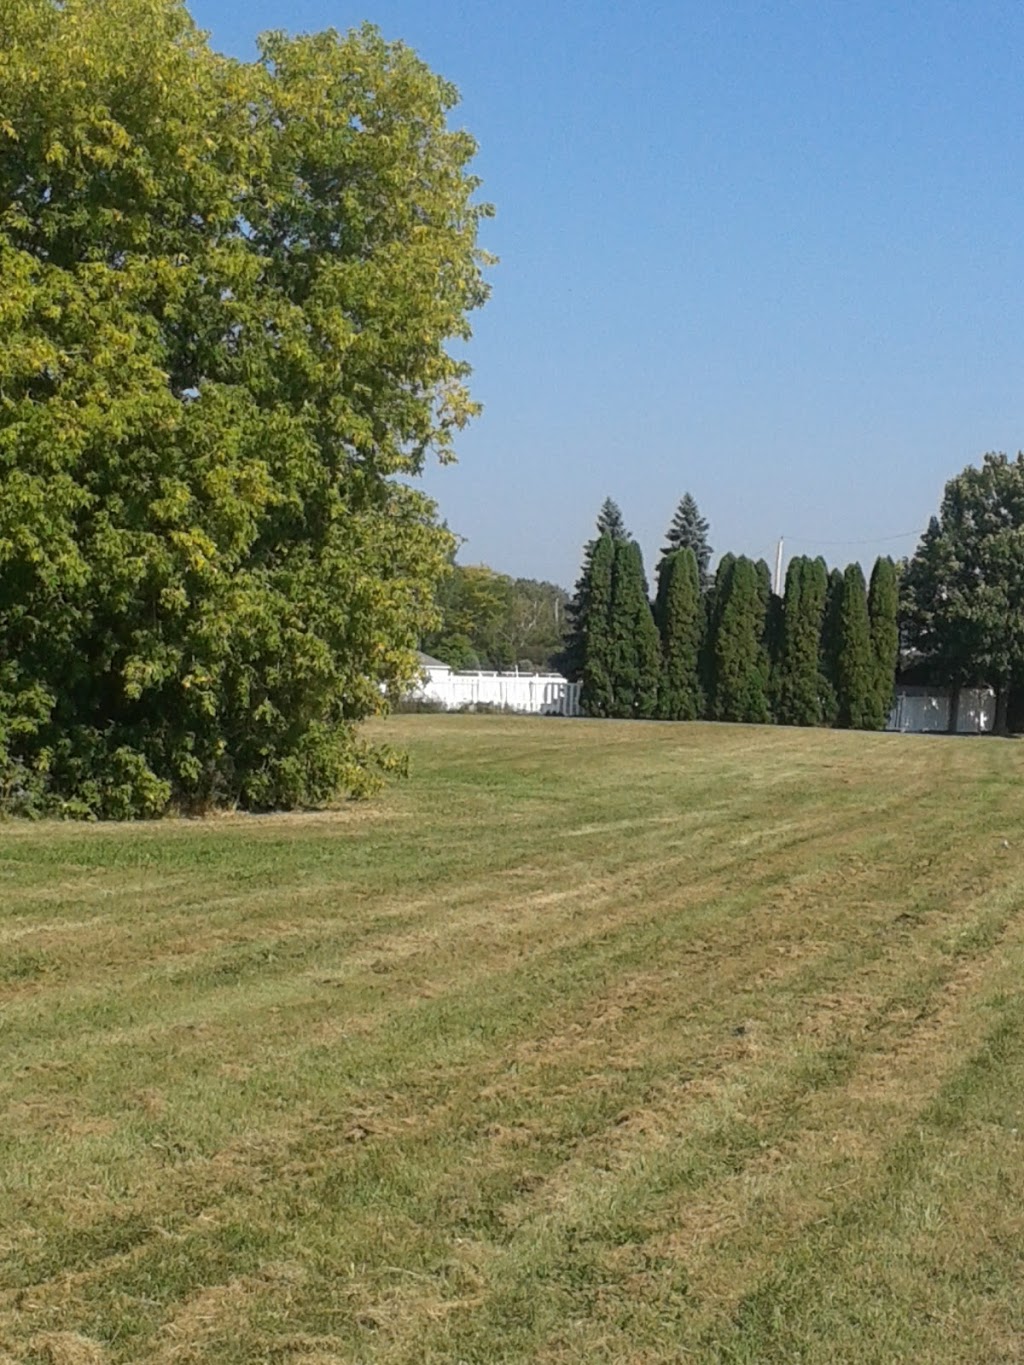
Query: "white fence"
413 669 581 717
887 686 995 734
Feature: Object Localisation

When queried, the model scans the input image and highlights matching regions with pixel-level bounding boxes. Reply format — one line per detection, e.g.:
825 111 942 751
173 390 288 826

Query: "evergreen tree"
660 493 713 591
563 499 631 680
597 497 630 542
754 558 780 722
656 549 703 720
819 565 845 725
836 564 874 728
608 540 660 718
710 557 772 724
866 556 899 730
579 535 616 717
701 552 735 714
777 557 828 726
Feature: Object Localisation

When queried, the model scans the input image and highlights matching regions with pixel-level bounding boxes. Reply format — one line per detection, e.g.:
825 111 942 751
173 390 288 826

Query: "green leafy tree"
0 3 490 815
710 557 772 724
425 564 512 669
608 540 660 718
866 556 899 730
777 557 828 726
835 564 874 728
903 454 1024 732
655 548 703 720
580 534 615 717
660 493 713 591
563 498 630 681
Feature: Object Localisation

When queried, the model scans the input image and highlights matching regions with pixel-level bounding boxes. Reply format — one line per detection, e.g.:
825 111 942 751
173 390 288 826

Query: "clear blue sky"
191 0 1024 589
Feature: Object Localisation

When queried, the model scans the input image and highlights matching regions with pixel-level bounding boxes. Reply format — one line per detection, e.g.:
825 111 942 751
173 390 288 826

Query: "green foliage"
580 534 615 717
866 557 899 730
0 3 490 815
701 552 734 710
426 565 568 671
835 564 874 729
607 540 660 718
425 562 568 671
777 557 828 726
904 455 1024 713
710 557 772 724
564 498 629 681
660 493 713 591
819 566 845 725
655 548 703 720
596 497 630 542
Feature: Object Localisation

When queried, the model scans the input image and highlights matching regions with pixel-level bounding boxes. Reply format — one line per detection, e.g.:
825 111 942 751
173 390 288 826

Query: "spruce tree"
608 540 660 718
710 557 772 724
866 556 899 730
777 557 828 726
819 565 844 725
563 499 631 680
597 497 629 542
656 549 703 720
579 534 616 717
660 493 713 591
836 563 874 728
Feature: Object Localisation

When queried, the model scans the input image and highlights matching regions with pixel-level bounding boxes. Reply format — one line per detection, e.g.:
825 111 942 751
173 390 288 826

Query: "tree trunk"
947 683 960 734
994 683 1010 736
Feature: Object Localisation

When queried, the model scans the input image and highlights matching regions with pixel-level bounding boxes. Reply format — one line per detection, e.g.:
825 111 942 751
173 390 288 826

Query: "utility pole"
773 537 785 596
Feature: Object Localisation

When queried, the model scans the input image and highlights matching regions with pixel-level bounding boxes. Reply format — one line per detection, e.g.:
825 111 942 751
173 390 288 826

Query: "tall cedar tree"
563 499 629 680
866 556 899 729
710 557 772 724
660 493 713 591
754 558 780 721
836 564 874 728
820 566 845 725
0 5 490 816
655 548 703 720
608 540 660 718
701 552 735 713
579 534 616 717
777 557 828 725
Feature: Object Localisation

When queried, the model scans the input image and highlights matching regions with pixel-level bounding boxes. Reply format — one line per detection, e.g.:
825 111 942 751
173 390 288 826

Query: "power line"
782 529 924 547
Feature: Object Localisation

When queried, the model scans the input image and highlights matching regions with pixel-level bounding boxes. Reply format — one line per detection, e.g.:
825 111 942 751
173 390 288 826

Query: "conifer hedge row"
567 499 899 729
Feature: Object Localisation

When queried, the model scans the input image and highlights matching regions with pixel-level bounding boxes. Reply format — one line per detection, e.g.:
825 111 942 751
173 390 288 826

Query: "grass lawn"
3 716 1024 1363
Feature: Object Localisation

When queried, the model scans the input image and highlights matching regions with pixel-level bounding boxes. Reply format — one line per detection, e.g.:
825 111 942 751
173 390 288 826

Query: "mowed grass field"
3 718 1024 1363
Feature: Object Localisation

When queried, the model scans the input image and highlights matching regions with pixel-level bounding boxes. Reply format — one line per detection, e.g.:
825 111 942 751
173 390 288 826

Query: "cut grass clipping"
3 716 1024 1362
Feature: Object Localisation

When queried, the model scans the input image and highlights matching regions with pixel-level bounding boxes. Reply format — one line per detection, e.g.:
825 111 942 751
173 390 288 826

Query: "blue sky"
191 0 1024 589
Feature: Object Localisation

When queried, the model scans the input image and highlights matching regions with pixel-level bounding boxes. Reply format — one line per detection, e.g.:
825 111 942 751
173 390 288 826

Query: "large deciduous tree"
903 453 1024 732
0 3 491 814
